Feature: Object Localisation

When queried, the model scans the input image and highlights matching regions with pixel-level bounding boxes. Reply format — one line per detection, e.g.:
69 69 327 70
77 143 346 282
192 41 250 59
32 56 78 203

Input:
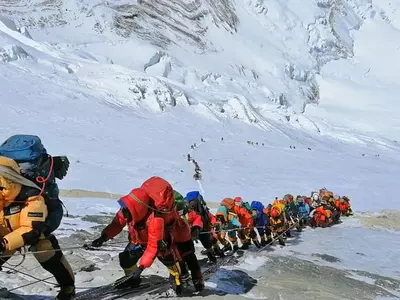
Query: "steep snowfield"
0 0 400 298
1 198 399 299
1 0 400 143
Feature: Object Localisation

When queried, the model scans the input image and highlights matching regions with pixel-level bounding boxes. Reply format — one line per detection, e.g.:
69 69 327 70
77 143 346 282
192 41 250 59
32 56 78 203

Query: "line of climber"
0 134 352 300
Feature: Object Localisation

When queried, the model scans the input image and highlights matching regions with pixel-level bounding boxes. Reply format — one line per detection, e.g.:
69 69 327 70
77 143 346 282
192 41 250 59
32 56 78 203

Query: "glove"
131 265 144 279
91 234 107 247
213 222 222 233
0 239 6 254
191 226 200 241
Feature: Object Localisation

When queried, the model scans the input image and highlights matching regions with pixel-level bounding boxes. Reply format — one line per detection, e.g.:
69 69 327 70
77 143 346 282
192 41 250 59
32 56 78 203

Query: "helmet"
184 191 201 202
270 208 280 218
234 197 243 206
312 192 319 201
296 195 304 203
284 194 294 203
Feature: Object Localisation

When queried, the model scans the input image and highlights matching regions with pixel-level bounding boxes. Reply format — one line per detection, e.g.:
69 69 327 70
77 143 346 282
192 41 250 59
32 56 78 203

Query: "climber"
0 156 75 300
250 201 269 247
0 134 70 237
214 203 242 252
234 197 260 247
184 191 218 263
295 195 310 231
91 187 186 293
268 202 289 246
234 197 252 213
220 198 254 250
309 201 338 228
281 194 296 238
335 196 353 216
310 191 321 208
105 177 203 291
284 194 298 224
302 195 313 207
262 204 274 245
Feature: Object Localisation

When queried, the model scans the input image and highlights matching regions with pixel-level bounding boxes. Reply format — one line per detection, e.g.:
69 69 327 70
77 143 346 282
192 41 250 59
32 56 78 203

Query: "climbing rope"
0 240 128 259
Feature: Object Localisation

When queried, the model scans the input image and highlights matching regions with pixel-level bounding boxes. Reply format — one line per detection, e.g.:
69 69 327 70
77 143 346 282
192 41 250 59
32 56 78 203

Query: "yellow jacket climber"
0 156 75 300
268 203 287 233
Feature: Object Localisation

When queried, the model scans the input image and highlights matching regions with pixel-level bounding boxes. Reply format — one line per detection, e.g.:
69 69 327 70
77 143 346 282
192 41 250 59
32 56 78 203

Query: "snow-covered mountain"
0 0 400 299
1 0 400 142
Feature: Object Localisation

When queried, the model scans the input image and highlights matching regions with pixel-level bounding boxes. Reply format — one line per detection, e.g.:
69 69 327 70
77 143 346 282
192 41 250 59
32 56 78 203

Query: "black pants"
198 230 212 249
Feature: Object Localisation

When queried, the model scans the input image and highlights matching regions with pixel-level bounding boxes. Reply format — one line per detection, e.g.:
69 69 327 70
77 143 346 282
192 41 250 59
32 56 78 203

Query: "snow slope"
1 198 399 300
1 0 400 143
0 0 400 298
1 2 400 210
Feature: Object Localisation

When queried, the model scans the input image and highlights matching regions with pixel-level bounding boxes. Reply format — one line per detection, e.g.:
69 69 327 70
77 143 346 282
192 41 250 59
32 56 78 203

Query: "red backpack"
141 176 175 212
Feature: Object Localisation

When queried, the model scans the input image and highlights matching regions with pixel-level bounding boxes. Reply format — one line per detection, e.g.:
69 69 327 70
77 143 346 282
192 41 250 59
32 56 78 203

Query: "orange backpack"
220 198 235 210
141 176 175 212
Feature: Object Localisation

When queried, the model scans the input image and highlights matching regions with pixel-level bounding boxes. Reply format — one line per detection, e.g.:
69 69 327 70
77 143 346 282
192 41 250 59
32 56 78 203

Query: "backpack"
243 202 252 214
250 201 264 218
221 198 235 210
173 190 184 202
0 135 70 235
174 190 188 216
141 176 175 212
184 191 210 227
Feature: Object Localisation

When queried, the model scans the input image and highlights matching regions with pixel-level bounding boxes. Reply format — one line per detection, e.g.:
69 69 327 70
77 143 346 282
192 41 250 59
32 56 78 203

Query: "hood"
216 205 228 222
221 198 235 210
184 191 201 202
173 190 184 202
234 197 243 206
0 156 40 208
250 201 264 217
118 188 151 224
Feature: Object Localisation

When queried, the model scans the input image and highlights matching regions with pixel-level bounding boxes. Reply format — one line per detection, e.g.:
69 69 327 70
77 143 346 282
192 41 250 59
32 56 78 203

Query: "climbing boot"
221 243 232 252
240 241 251 250
56 286 75 300
192 270 205 292
252 239 262 248
206 249 217 263
213 245 225 257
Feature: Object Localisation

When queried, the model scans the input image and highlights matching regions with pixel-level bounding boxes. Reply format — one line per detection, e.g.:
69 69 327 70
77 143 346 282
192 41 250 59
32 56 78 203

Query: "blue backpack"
0 135 47 162
0 135 48 178
0 135 69 181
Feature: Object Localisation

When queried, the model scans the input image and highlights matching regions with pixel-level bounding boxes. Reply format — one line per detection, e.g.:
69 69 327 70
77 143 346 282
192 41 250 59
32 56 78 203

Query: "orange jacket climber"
220 198 253 228
335 197 351 216
312 206 333 227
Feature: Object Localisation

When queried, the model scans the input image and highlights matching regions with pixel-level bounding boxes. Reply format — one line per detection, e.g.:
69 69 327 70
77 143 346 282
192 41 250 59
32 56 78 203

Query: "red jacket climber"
91 188 183 292
125 176 204 291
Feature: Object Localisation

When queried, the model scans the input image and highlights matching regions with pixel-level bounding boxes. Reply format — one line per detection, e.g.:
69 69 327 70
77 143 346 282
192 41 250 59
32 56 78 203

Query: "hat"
234 197 243 205
0 156 40 190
